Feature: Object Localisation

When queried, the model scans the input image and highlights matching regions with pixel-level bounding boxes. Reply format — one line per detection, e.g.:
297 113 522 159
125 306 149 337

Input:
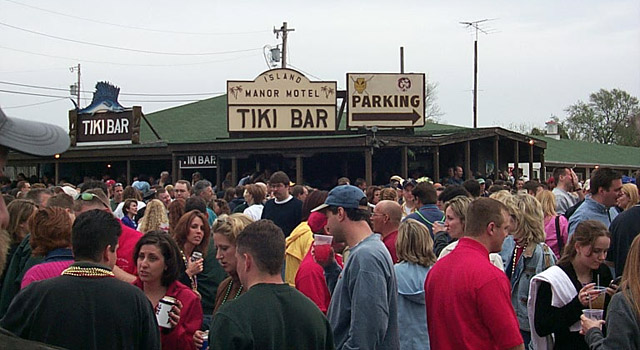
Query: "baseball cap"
307 211 328 233
390 175 403 183
401 178 418 189
477 178 486 184
0 107 70 156
312 185 367 212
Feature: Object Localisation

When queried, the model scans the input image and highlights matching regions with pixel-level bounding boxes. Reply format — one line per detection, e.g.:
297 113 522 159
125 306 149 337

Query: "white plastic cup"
582 309 604 320
314 234 333 246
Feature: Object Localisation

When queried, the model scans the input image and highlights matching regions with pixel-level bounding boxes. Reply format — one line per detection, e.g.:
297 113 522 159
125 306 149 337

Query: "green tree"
563 89 640 145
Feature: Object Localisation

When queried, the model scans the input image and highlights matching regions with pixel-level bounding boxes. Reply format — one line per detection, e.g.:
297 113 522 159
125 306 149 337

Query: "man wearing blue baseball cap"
312 185 399 350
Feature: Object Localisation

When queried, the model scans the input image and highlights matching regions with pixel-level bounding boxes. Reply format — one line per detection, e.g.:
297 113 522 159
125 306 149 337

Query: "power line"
4 0 270 36
0 80 225 97
2 97 67 109
0 22 263 56
0 66 68 74
0 45 259 67
287 63 323 81
0 88 223 103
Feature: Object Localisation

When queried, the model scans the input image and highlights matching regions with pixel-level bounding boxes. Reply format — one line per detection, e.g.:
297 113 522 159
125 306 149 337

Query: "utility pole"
460 19 494 128
274 22 294 68
69 64 81 107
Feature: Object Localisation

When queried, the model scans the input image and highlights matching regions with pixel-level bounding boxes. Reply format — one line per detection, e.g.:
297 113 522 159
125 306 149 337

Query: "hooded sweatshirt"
395 261 432 350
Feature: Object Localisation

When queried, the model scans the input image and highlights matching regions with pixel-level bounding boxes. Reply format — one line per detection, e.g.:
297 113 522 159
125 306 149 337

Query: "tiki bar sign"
179 155 217 169
69 82 141 146
227 68 337 132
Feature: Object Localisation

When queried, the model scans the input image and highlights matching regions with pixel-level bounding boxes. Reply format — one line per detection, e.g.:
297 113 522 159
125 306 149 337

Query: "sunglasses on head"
75 192 109 208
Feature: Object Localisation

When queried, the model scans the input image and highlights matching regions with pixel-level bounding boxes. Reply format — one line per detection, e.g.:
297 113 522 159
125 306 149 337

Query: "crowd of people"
1 132 639 349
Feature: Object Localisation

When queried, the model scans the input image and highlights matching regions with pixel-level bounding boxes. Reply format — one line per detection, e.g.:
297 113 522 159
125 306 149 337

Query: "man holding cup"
312 185 399 350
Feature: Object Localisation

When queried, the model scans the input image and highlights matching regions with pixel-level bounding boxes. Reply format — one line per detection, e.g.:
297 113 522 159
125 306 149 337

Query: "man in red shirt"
371 200 402 263
425 197 524 350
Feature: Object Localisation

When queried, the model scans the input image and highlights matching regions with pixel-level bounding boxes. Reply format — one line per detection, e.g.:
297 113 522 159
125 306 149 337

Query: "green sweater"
0 234 42 317
209 283 334 350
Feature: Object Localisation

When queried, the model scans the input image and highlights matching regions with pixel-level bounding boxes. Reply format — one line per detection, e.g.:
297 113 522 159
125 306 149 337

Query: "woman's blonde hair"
535 190 557 218
443 196 473 229
489 190 512 203
396 219 436 267
621 183 639 211
211 213 254 245
512 194 546 245
621 234 640 320
138 199 169 234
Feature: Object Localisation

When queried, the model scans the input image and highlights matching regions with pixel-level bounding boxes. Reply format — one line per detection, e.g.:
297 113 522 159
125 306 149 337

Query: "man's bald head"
376 200 402 223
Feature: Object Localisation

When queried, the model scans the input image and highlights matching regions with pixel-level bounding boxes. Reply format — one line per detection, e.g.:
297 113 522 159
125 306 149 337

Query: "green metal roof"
141 95 466 143
112 96 640 169
541 136 640 167
141 95 228 143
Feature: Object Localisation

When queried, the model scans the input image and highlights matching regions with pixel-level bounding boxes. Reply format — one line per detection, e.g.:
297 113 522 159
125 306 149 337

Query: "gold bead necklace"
61 266 115 278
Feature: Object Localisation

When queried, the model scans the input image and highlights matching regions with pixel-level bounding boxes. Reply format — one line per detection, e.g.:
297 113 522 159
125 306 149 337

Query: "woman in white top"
242 183 266 221
436 195 504 269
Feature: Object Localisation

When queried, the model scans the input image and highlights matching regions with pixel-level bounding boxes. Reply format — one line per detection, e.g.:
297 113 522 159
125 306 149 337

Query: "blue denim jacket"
500 236 556 332
568 196 618 235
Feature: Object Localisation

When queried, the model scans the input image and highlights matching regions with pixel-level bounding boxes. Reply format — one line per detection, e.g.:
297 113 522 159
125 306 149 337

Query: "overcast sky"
1 0 638 132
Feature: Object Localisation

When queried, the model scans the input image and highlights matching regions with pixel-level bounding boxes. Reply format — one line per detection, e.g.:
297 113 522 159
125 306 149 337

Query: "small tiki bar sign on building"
227 68 337 132
69 82 141 146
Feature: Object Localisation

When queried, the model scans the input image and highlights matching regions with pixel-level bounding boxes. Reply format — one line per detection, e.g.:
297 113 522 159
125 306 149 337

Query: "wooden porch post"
231 157 238 186
433 146 440 183
365 149 372 188
493 136 499 179
514 140 519 180
465 141 471 180
296 156 303 185
401 146 408 179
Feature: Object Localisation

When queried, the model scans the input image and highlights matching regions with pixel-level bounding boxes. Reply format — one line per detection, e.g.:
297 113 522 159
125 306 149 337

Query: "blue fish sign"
77 81 126 115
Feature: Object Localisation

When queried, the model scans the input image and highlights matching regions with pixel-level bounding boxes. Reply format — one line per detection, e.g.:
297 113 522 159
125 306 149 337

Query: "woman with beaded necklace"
173 210 209 295
498 193 557 347
193 213 253 349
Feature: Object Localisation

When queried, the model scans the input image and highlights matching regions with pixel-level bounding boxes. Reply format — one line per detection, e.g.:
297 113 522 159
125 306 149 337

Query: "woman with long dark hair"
133 231 202 350
529 220 614 350
172 210 210 295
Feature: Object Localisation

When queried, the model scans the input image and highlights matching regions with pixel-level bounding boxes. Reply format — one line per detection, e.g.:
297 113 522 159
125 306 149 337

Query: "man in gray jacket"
313 185 399 350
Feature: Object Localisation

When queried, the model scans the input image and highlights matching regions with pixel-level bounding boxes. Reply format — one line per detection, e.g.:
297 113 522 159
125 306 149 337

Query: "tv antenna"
459 19 497 128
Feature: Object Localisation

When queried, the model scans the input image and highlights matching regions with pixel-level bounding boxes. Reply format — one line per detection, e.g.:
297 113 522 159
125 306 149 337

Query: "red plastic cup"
314 234 333 264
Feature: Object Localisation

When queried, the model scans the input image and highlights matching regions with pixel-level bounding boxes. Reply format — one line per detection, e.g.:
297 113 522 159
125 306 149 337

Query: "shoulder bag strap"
555 215 564 254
